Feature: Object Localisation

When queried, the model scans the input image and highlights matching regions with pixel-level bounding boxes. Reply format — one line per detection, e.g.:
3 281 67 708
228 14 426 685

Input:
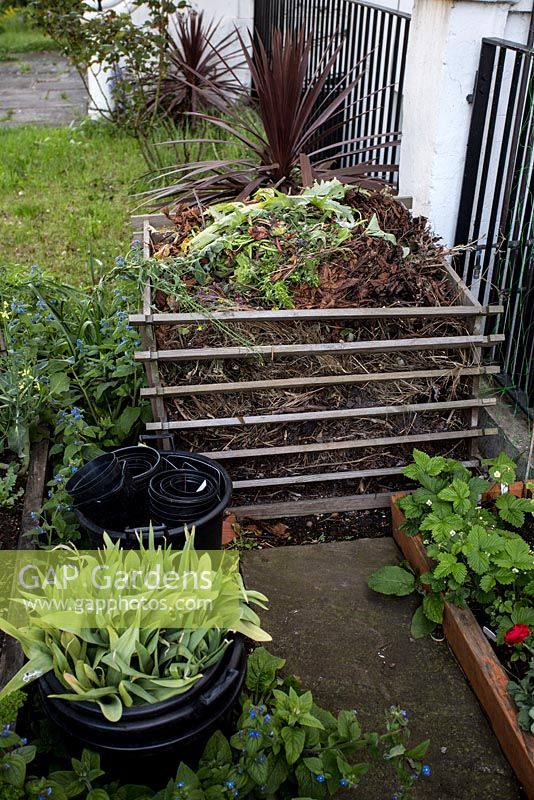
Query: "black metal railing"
253 0 410 184
455 38 534 416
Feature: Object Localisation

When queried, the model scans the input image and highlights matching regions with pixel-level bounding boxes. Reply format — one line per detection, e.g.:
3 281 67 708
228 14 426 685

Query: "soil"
0 465 26 549
228 507 391 550
520 513 534 549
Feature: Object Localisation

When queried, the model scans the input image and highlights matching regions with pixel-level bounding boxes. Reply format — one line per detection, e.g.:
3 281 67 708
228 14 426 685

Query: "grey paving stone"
242 538 523 800
0 52 87 126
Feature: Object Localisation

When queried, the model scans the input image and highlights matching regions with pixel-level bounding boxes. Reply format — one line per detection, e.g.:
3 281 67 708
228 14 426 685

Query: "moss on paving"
0 122 145 285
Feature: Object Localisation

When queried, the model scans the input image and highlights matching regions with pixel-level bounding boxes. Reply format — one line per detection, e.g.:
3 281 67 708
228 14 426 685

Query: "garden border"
0 437 49 691
130 214 504 519
390 489 534 799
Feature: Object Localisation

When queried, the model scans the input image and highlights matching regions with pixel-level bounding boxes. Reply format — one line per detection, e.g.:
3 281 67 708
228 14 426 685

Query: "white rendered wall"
398 0 531 247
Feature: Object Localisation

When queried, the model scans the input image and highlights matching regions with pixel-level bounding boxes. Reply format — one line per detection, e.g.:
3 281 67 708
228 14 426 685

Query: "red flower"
504 624 531 645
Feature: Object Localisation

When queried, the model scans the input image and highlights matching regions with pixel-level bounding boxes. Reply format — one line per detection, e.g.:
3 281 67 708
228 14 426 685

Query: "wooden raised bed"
0 437 49 690
129 216 504 519
391 489 534 798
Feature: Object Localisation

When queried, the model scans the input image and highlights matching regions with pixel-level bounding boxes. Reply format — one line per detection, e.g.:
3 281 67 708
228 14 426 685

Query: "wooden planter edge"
0 436 50 691
390 490 534 799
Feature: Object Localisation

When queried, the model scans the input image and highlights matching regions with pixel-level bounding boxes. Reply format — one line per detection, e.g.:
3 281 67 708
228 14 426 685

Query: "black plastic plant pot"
149 470 220 524
76 451 232 550
113 445 161 518
75 471 132 531
38 637 246 783
65 453 124 507
114 445 161 486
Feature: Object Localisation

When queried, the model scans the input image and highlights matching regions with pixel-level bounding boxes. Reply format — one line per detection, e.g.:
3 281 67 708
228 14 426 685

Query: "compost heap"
145 181 476 504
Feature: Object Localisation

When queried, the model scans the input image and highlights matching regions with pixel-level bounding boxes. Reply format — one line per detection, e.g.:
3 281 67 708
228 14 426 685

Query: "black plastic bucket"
76 451 232 550
38 637 246 783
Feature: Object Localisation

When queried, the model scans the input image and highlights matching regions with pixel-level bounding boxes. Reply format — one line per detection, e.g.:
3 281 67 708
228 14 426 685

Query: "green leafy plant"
0 462 24 508
0 650 431 799
0 532 270 722
509 659 534 732
0 264 149 541
0 726 36 800
368 449 534 640
138 180 399 311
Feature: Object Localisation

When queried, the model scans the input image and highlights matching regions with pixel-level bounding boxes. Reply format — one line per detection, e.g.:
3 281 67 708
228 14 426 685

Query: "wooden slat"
145 397 497 431
141 365 501 398
232 460 479 489
205 427 497 461
129 305 503 326
444 262 482 309
131 212 168 229
391 492 534 798
138 225 170 449
230 492 395 518
0 437 49 691
135 334 505 363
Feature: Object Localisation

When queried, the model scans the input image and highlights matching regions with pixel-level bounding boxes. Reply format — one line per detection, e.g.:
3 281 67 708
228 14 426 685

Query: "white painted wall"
399 0 532 247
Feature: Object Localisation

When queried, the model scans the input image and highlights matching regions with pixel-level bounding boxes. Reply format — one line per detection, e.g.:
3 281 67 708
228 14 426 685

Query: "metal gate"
253 0 411 185
454 38 534 416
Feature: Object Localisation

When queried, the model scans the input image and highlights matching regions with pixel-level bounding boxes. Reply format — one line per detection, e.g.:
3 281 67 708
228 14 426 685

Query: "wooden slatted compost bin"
130 216 504 520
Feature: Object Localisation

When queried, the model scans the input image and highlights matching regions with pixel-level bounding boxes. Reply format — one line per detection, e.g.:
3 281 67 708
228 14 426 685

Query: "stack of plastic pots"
65 452 131 531
69 447 232 550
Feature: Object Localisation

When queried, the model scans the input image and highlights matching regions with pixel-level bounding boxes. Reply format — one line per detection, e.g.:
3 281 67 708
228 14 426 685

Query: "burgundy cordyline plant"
144 10 245 121
144 27 398 207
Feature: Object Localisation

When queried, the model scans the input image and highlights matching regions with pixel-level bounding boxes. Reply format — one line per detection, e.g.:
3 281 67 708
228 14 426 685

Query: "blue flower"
30 512 38 522
115 256 125 266
401 709 408 718
315 774 325 783
176 780 185 788
53 474 63 484
422 765 431 777
76 338 84 352
69 465 78 474
339 778 349 787
20 738 27 745
131 239 141 249
263 714 271 723
249 708 256 719
257 756 265 764
226 780 235 789
248 730 261 738
233 792 238 798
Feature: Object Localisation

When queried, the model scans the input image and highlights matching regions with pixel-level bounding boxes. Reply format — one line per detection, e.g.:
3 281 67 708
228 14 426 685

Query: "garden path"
242 538 523 800
0 52 86 125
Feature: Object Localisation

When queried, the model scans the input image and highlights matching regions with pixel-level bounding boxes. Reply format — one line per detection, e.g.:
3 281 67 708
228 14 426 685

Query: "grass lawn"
0 12 58 57
0 122 146 285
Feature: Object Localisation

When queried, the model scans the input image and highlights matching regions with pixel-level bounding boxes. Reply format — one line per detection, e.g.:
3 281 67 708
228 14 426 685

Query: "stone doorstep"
241 539 522 800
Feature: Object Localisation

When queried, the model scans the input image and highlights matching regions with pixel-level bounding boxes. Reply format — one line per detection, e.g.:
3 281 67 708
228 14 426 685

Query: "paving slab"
242 538 523 800
0 52 87 126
